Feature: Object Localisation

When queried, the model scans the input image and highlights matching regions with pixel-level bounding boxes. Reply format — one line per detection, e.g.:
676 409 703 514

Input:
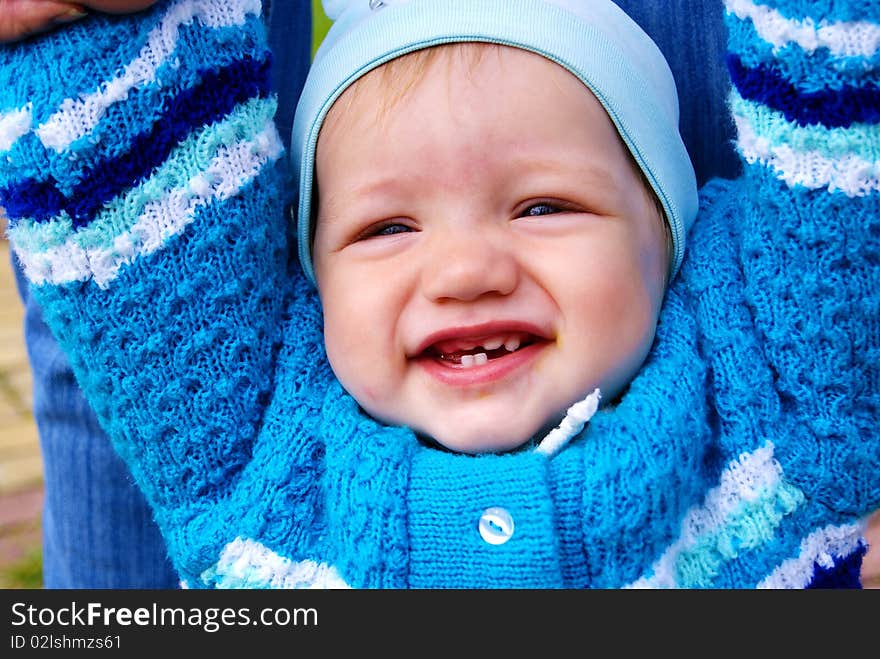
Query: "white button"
479 507 514 545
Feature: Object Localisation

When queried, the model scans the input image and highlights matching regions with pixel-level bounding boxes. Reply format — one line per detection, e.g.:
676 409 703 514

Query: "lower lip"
415 342 546 387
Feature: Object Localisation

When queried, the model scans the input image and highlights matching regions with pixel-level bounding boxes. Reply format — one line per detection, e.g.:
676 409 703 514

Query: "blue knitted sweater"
1 0 878 588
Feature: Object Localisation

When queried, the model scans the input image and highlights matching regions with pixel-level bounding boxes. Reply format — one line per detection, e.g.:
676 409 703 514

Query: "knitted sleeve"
717 0 880 521
0 0 294 577
639 0 880 589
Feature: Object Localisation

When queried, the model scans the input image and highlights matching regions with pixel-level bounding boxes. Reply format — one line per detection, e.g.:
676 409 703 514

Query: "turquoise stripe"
731 92 880 161
6 213 75 255
725 13 880 91
9 96 278 255
670 481 804 588
752 0 880 24
728 512 852 588
206 566 274 589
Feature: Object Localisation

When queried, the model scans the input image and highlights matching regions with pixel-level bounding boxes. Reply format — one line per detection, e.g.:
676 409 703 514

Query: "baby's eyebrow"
317 150 626 219
315 178 402 223
508 154 624 192
342 176 402 200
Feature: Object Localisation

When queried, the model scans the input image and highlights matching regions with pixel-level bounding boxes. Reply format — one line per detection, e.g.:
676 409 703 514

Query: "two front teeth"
440 336 523 368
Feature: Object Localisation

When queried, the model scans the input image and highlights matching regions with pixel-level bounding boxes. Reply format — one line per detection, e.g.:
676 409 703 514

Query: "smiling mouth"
422 332 542 368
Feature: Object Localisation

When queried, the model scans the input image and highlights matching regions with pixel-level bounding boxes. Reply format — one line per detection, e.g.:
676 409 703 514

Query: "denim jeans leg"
12 253 178 588
263 0 313 263
615 0 740 186
265 0 313 159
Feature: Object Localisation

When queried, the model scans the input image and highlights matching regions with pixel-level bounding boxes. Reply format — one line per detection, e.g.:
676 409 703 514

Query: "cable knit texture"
1 0 878 588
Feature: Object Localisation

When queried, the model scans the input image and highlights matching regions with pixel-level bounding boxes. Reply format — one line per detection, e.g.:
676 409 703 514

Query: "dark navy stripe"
1 53 272 227
727 54 880 129
805 543 866 589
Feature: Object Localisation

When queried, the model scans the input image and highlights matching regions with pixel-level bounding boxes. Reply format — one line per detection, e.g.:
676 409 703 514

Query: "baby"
310 43 671 455
299 0 696 456
2 0 878 588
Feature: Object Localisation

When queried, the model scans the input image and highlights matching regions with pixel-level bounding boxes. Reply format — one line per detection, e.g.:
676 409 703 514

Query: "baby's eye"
355 221 415 241
374 223 412 236
518 201 570 218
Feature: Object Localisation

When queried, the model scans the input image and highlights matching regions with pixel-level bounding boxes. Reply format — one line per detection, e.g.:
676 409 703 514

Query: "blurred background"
0 209 42 588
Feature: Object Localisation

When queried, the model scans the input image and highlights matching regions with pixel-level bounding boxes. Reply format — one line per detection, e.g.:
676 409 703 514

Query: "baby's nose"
420 229 519 302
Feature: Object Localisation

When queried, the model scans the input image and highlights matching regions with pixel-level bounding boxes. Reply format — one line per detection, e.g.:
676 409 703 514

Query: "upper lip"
410 320 554 357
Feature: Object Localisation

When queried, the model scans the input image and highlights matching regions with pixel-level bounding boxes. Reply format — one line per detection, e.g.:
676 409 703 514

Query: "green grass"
312 0 333 56
0 548 43 589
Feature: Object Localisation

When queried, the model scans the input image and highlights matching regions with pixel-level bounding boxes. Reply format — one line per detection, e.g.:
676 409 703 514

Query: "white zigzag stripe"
204 538 351 589
758 521 865 588
34 0 262 153
735 115 880 197
14 122 282 288
626 442 783 588
724 0 880 57
0 104 32 153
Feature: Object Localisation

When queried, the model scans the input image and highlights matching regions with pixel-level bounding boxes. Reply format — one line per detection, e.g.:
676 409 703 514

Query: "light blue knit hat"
292 0 699 283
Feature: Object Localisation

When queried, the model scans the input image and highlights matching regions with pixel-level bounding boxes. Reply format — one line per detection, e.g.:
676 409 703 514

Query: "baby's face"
313 46 668 454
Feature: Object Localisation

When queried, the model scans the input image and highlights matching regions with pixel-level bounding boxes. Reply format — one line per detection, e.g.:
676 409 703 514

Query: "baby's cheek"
322 313 362 385
356 386 384 408
323 311 393 409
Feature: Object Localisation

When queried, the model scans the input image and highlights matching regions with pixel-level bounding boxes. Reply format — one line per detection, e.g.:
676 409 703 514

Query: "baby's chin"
412 418 555 455
407 389 613 455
